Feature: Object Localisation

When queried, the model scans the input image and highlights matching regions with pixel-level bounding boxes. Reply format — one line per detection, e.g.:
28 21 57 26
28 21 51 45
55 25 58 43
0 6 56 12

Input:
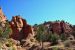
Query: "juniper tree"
35 25 46 50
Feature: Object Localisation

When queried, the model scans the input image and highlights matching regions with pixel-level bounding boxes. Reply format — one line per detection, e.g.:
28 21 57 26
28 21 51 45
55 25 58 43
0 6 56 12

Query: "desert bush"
50 33 59 45
35 25 46 42
60 33 67 41
0 21 12 38
52 47 58 50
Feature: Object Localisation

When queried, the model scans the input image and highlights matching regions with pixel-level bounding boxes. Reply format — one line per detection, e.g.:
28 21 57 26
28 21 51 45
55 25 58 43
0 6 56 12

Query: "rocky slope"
0 8 36 50
1 8 75 50
34 21 73 35
0 8 74 41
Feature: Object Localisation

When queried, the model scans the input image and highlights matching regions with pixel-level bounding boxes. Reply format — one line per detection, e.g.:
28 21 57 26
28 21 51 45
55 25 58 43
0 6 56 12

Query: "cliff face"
51 21 73 34
34 21 73 35
10 16 33 40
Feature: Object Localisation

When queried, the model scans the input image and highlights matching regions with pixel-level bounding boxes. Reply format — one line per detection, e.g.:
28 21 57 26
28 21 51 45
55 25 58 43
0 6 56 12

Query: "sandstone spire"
0 8 6 22
0 8 4 16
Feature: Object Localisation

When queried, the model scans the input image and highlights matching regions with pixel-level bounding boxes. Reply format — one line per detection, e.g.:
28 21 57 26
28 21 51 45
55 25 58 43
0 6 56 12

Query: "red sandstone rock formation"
51 21 73 34
60 21 73 34
10 16 33 40
52 22 62 34
0 8 7 27
0 8 6 21
39 21 73 34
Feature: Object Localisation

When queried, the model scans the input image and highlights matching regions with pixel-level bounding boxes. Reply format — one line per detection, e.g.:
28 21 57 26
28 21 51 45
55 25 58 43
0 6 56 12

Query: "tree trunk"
40 41 44 50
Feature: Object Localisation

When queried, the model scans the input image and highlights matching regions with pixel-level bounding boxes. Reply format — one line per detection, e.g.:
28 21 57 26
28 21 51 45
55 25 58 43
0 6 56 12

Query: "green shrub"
50 34 59 45
0 21 12 38
60 33 67 41
52 47 58 50
35 25 46 42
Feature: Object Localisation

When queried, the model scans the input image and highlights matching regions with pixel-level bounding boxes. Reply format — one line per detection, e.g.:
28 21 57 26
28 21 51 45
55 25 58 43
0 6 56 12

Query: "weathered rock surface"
0 8 6 22
0 8 7 27
10 16 34 40
43 21 73 34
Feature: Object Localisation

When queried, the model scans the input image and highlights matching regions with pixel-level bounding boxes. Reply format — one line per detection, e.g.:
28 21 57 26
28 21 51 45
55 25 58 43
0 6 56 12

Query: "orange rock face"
10 16 33 40
0 8 7 27
0 8 6 21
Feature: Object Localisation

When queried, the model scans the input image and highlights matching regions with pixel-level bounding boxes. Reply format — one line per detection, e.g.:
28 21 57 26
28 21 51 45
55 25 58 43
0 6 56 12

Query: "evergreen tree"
35 25 45 50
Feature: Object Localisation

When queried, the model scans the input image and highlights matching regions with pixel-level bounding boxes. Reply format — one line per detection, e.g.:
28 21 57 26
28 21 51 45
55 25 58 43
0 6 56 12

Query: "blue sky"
0 0 75 25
